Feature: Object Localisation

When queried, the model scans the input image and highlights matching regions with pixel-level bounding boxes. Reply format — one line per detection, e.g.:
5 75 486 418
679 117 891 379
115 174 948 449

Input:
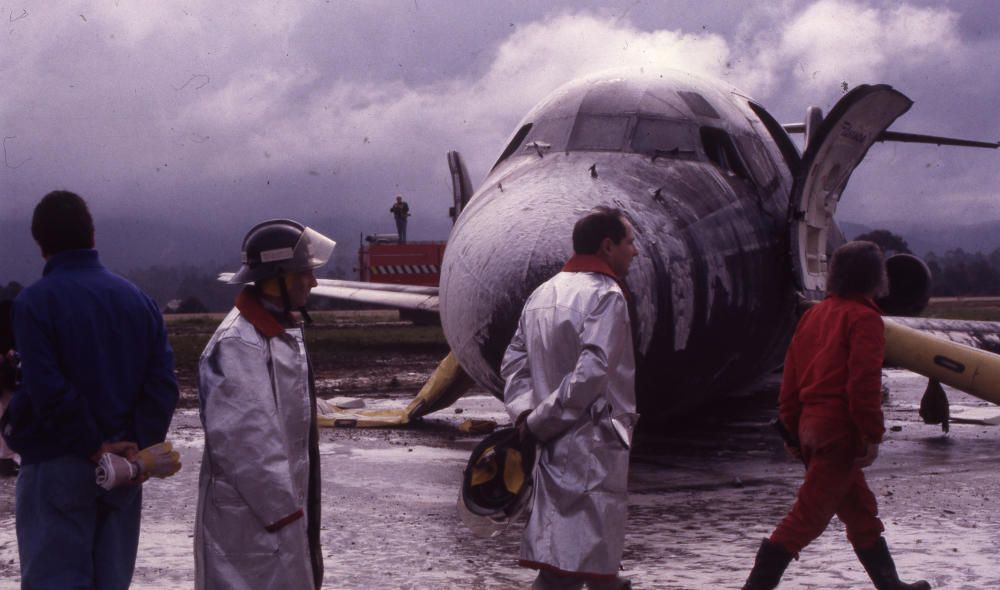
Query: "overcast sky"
2 0 999 278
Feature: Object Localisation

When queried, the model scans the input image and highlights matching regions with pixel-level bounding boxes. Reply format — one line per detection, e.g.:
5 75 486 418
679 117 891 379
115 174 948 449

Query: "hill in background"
839 219 1000 257
5 216 1000 310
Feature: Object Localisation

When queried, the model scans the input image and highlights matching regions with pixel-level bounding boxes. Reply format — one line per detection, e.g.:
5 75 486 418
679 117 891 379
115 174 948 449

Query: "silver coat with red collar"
502 271 638 578
194 304 321 590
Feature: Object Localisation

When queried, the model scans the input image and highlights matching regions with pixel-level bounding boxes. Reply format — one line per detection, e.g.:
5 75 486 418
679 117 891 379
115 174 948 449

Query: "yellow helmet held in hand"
457 427 537 538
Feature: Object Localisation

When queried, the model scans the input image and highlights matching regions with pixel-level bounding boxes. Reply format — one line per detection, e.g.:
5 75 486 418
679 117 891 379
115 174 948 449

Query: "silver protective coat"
502 271 638 577
194 308 318 590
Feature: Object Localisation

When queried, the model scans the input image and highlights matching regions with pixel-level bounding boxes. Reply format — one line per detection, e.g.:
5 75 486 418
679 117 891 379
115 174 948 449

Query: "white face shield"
456 482 534 539
291 226 337 271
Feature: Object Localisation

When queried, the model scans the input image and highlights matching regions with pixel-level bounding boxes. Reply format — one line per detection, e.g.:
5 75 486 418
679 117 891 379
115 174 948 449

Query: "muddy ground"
1 318 999 589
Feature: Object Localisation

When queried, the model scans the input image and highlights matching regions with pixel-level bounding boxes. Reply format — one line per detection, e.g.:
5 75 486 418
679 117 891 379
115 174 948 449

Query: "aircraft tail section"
448 150 474 223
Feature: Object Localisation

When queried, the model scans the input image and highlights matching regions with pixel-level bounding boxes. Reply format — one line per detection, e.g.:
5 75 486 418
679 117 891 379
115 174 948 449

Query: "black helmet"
457 427 536 538
229 219 336 284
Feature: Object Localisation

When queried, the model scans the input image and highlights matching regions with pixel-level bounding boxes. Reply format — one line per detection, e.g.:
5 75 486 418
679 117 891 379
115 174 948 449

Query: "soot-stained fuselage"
439 70 804 421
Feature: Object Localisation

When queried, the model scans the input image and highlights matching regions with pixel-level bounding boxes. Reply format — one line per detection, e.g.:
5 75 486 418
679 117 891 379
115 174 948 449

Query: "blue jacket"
2 249 178 464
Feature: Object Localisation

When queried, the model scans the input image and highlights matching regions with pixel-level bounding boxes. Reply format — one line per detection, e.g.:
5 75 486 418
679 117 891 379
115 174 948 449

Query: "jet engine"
876 253 932 317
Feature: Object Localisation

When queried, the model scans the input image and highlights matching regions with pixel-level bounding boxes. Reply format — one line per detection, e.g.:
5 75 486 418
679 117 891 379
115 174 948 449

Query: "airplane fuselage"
440 71 808 420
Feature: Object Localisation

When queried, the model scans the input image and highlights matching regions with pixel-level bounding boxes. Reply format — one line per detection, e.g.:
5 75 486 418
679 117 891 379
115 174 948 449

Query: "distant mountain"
6 213 1000 300
0 219 39 284
0 217 244 285
0 215 368 287
840 219 1000 258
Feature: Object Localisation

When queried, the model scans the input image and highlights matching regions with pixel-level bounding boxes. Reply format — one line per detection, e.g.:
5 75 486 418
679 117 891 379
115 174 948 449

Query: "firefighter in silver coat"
195 220 334 590
502 207 639 590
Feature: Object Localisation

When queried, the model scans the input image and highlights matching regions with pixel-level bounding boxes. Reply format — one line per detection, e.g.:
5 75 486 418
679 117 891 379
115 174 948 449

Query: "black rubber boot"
854 537 931 590
742 539 793 590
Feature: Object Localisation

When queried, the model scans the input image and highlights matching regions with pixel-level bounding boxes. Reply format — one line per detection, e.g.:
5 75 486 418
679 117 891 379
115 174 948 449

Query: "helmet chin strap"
276 272 313 325
277 272 293 314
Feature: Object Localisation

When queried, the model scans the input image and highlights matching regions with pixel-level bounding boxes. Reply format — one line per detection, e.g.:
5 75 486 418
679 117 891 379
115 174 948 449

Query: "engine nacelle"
876 253 931 317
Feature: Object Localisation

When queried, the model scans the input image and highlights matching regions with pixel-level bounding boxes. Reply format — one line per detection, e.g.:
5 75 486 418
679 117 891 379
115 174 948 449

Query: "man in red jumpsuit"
741 241 930 590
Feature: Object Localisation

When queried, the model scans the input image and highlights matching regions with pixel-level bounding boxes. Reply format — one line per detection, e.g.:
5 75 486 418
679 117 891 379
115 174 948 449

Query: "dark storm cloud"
1 0 998 284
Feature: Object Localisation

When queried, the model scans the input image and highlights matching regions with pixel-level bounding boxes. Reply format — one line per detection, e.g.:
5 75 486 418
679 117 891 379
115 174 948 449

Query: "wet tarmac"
1 369 999 589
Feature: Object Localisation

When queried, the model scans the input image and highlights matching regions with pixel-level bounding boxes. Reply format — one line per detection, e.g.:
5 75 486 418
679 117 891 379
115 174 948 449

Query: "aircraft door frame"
448 150 474 224
788 84 912 298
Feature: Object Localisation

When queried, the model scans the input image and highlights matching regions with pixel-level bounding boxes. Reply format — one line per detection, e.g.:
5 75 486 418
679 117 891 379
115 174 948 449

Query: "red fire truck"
358 235 446 287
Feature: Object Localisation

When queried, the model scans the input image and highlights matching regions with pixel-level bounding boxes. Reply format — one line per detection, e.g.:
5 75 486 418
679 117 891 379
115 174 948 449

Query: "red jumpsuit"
769 295 886 556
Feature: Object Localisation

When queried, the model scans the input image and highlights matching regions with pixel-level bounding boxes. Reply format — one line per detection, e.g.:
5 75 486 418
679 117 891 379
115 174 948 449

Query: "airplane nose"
439 185 583 393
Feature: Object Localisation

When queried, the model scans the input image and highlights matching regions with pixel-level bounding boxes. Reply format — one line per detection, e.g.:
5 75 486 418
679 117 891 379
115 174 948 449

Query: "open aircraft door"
789 85 913 299
448 150 474 224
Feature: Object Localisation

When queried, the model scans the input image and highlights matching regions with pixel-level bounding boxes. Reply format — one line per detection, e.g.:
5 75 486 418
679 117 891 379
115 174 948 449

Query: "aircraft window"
631 117 697 159
678 91 720 119
700 127 750 180
736 134 778 189
524 117 572 152
491 123 533 170
567 115 630 151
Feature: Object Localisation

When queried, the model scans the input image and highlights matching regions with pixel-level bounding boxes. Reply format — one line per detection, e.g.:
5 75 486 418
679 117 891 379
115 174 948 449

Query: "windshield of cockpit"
491 113 700 170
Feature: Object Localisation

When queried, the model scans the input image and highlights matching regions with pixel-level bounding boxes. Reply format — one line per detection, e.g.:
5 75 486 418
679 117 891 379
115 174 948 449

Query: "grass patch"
923 298 1000 322
164 309 404 330
169 333 212 378
167 313 448 379
307 325 447 351
164 313 227 332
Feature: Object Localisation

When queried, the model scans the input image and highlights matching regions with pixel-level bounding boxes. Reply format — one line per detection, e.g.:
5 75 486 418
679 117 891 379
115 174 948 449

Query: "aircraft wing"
216 274 440 313
311 279 439 313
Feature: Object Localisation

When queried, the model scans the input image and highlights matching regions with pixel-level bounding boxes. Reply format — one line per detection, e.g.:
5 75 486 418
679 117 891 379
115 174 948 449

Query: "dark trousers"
16 455 142 589
769 431 884 556
394 217 407 243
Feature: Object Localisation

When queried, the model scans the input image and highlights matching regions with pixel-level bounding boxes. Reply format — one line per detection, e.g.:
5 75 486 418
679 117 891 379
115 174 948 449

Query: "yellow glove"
134 441 181 479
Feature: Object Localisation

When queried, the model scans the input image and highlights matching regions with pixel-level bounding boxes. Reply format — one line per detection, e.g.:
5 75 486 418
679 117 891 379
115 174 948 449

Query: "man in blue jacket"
1 190 179 589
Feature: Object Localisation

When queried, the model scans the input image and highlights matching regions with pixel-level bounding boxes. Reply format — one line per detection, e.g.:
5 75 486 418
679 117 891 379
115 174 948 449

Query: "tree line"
3 229 1000 310
854 229 1000 297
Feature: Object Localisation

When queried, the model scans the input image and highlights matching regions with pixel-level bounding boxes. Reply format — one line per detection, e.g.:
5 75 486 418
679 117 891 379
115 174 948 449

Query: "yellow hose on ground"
884 317 1000 405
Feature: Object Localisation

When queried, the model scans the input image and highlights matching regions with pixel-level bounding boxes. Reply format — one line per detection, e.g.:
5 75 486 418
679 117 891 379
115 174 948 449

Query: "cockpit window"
491 123 532 171
736 134 778 190
567 115 630 151
700 127 750 180
631 117 698 159
523 117 572 153
678 91 720 119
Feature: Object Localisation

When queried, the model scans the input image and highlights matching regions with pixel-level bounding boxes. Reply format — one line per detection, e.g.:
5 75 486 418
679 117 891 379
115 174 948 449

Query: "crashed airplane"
241 69 1000 426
